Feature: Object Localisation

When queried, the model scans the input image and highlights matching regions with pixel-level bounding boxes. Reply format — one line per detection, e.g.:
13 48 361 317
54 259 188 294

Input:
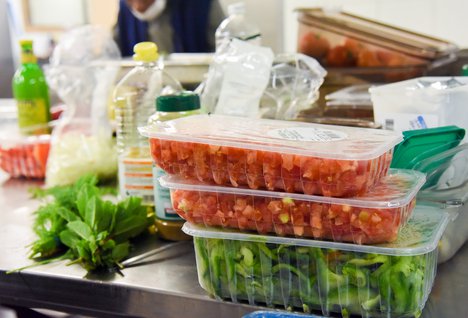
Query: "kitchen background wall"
0 0 467 97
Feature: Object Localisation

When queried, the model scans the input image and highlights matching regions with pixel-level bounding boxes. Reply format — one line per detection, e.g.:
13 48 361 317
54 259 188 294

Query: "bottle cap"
156 92 201 112
228 2 245 15
19 39 36 63
133 42 159 62
462 64 468 76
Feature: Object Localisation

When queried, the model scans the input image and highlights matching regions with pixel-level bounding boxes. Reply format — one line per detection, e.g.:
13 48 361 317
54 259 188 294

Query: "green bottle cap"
156 92 201 112
462 64 468 76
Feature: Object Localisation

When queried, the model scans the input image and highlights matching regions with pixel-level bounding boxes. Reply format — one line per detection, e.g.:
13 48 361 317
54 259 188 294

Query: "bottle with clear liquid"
215 2 261 50
113 42 180 207
148 92 202 241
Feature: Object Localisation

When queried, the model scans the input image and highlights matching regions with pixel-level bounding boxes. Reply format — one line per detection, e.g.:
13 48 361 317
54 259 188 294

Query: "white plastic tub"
370 77 468 133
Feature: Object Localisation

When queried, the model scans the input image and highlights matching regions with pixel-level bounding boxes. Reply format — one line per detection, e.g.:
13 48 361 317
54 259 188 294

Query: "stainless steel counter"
0 173 466 318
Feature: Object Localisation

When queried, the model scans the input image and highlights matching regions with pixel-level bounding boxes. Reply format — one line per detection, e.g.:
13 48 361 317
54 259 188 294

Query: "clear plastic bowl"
140 114 402 197
0 122 51 179
184 205 449 317
161 169 425 244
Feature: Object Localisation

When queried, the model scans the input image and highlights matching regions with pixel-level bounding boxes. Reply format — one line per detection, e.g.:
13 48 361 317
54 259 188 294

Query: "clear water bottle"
113 42 180 206
215 2 261 50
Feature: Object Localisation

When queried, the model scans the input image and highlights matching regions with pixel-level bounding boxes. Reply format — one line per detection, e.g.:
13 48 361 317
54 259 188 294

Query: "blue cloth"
116 0 213 56
170 0 212 53
116 0 148 57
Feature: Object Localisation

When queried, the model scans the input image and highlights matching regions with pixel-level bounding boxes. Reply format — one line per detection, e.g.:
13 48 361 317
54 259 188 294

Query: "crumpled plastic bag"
262 53 327 120
198 41 326 119
45 25 121 187
415 143 468 263
198 39 274 118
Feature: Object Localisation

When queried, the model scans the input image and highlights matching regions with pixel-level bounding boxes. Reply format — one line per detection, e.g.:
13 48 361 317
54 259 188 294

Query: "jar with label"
12 40 51 135
148 92 202 241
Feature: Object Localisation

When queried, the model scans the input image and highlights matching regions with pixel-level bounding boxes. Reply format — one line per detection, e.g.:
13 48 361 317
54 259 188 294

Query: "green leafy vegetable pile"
25 175 152 272
195 238 429 317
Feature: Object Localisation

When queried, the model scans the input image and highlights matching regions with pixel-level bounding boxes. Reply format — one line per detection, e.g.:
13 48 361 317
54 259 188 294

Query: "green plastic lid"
391 125 465 169
156 92 200 112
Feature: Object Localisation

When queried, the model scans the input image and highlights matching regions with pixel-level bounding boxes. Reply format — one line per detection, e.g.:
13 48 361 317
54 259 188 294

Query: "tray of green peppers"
184 205 449 318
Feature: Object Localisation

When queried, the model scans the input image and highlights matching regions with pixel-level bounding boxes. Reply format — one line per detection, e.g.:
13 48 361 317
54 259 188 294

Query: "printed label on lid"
267 127 348 142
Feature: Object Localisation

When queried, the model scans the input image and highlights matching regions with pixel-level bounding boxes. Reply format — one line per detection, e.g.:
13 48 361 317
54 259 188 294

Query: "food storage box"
140 114 402 197
184 205 449 317
370 77 468 134
296 8 458 82
0 122 50 179
161 169 425 244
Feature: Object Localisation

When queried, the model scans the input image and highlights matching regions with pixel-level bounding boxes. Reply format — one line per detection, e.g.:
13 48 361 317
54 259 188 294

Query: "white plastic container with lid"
160 169 426 244
215 2 261 50
183 205 450 317
370 77 468 133
139 114 402 197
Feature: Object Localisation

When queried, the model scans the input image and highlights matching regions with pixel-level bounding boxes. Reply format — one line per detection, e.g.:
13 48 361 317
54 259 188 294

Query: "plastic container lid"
391 126 465 169
156 92 200 112
139 114 402 160
243 311 326 318
296 8 458 60
160 168 426 209
183 204 449 256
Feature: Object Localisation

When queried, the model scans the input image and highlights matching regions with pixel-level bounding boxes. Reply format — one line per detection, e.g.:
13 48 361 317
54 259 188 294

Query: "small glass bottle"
12 40 51 135
148 92 202 241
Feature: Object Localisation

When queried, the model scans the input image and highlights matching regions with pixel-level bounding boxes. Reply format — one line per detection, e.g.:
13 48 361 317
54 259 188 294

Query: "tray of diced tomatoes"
160 169 425 244
140 115 402 198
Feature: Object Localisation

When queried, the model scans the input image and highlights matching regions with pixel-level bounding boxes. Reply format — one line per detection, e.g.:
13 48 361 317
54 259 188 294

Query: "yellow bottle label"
17 99 50 134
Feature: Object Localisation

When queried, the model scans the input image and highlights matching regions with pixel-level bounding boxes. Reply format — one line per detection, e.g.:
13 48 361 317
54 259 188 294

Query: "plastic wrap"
262 54 326 120
45 25 121 187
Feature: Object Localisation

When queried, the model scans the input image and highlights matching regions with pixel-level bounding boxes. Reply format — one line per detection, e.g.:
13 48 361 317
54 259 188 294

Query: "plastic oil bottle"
148 92 202 240
214 2 261 51
113 42 180 208
12 40 51 135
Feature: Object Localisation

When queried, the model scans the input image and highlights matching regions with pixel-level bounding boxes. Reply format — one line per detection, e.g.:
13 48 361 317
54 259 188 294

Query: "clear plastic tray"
140 115 402 197
161 169 425 244
0 122 51 179
184 205 449 317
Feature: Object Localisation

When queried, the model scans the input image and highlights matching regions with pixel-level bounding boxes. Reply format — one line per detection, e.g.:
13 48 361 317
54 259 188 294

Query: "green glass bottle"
12 39 51 135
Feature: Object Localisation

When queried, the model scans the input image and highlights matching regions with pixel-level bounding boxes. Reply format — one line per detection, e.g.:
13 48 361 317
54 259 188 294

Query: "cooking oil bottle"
113 42 180 208
148 92 202 240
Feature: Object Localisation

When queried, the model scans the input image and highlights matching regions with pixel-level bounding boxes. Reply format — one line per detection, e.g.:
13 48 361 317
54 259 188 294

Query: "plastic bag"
262 53 326 120
198 42 326 119
199 39 274 117
415 143 468 263
45 25 121 187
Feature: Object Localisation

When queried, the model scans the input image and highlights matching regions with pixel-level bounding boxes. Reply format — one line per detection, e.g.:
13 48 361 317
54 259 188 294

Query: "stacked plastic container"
140 114 448 317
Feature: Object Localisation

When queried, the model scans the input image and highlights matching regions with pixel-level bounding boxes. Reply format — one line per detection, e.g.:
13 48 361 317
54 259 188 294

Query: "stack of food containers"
140 114 449 317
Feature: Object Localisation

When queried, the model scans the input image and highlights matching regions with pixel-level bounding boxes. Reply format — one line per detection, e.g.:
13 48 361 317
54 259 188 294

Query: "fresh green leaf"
67 221 93 241
55 207 80 223
112 242 130 262
59 229 81 248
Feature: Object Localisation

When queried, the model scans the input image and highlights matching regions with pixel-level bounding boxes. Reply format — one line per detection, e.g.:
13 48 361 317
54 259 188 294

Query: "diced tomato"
0 140 50 179
148 139 393 198
170 185 414 244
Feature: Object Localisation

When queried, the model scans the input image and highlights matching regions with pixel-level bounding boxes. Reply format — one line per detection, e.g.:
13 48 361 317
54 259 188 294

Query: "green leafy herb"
21 175 152 273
